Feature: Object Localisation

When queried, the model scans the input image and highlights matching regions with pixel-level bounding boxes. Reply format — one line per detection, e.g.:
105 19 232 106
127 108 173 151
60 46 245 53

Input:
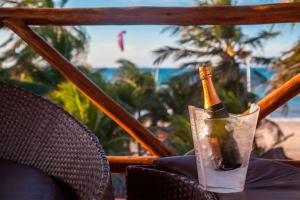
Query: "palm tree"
114 59 168 126
264 0 300 91
158 74 201 115
0 0 89 88
265 0 299 114
113 59 170 155
153 0 280 113
269 41 300 91
153 0 284 155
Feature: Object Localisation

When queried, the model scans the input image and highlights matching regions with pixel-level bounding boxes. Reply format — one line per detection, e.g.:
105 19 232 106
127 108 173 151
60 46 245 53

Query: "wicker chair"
0 82 113 200
126 165 218 200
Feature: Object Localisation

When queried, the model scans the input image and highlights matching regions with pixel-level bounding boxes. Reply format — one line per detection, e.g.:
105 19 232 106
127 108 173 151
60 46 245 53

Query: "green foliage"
219 90 242 114
168 115 193 154
158 74 201 115
269 41 300 91
114 59 168 125
0 0 89 87
49 77 131 155
50 82 93 122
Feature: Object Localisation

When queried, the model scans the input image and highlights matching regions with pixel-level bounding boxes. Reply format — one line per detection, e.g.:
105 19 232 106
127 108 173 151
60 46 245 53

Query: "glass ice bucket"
188 104 260 193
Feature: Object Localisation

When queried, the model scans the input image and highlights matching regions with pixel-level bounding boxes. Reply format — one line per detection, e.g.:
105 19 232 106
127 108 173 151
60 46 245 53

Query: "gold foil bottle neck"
199 65 212 80
198 65 221 108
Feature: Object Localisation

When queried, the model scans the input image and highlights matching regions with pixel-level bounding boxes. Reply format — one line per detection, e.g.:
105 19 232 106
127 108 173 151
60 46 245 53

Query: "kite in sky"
118 30 127 52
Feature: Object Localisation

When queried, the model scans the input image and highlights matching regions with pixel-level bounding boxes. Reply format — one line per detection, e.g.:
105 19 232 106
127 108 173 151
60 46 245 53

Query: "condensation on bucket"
188 104 260 193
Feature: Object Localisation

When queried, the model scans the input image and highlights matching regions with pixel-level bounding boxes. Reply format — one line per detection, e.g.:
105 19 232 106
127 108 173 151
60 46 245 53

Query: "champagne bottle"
199 65 241 171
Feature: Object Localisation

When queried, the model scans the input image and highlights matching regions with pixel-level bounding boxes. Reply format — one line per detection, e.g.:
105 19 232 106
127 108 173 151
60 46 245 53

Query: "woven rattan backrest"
0 82 111 200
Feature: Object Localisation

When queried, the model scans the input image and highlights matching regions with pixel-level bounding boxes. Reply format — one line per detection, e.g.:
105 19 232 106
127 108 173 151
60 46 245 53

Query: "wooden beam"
1 3 300 25
257 73 300 121
3 19 175 157
108 156 157 173
108 156 300 173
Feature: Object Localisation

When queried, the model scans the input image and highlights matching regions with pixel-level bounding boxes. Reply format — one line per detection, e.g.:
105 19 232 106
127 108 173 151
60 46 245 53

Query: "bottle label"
209 137 222 158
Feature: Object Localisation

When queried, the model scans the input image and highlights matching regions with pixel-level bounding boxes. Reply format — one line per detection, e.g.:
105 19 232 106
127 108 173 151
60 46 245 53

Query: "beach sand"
256 119 300 159
275 119 300 159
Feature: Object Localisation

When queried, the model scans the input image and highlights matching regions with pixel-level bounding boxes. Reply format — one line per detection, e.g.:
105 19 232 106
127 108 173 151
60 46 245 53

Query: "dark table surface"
156 156 300 200
219 190 300 200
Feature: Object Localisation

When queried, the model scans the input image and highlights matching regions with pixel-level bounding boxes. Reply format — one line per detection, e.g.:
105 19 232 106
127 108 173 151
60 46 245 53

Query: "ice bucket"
188 104 260 193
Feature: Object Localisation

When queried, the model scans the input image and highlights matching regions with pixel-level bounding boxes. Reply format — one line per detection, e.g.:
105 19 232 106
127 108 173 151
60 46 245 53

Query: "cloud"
87 36 297 68
252 39 296 58
87 42 177 68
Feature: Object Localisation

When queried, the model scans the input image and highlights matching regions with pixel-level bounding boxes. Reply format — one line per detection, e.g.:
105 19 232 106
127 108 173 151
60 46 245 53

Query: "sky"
1 0 299 68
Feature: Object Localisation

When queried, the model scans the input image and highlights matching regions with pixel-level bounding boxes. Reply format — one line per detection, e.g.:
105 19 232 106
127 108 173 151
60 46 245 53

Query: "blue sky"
1 0 299 68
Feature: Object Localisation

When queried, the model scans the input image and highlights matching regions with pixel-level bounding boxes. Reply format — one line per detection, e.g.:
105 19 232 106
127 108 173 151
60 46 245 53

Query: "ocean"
98 67 300 119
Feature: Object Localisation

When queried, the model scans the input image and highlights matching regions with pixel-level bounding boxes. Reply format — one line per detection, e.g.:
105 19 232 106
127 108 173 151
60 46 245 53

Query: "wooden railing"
1 3 300 172
1 3 300 25
107 156 300 173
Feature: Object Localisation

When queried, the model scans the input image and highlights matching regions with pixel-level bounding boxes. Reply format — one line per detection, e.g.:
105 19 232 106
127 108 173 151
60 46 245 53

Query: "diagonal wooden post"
3 19 175 157
256 73 300 121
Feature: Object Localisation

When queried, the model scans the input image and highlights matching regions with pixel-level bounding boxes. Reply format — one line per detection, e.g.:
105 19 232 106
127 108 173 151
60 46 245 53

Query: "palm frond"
252 56 274 65
161 26 181 36
268 41 300 91
0 33 15 48
153 46 219 65
244 31 281 49
58 0 68 7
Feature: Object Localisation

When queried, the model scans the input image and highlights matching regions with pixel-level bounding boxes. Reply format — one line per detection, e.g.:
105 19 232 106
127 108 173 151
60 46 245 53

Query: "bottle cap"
199 65 212 80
